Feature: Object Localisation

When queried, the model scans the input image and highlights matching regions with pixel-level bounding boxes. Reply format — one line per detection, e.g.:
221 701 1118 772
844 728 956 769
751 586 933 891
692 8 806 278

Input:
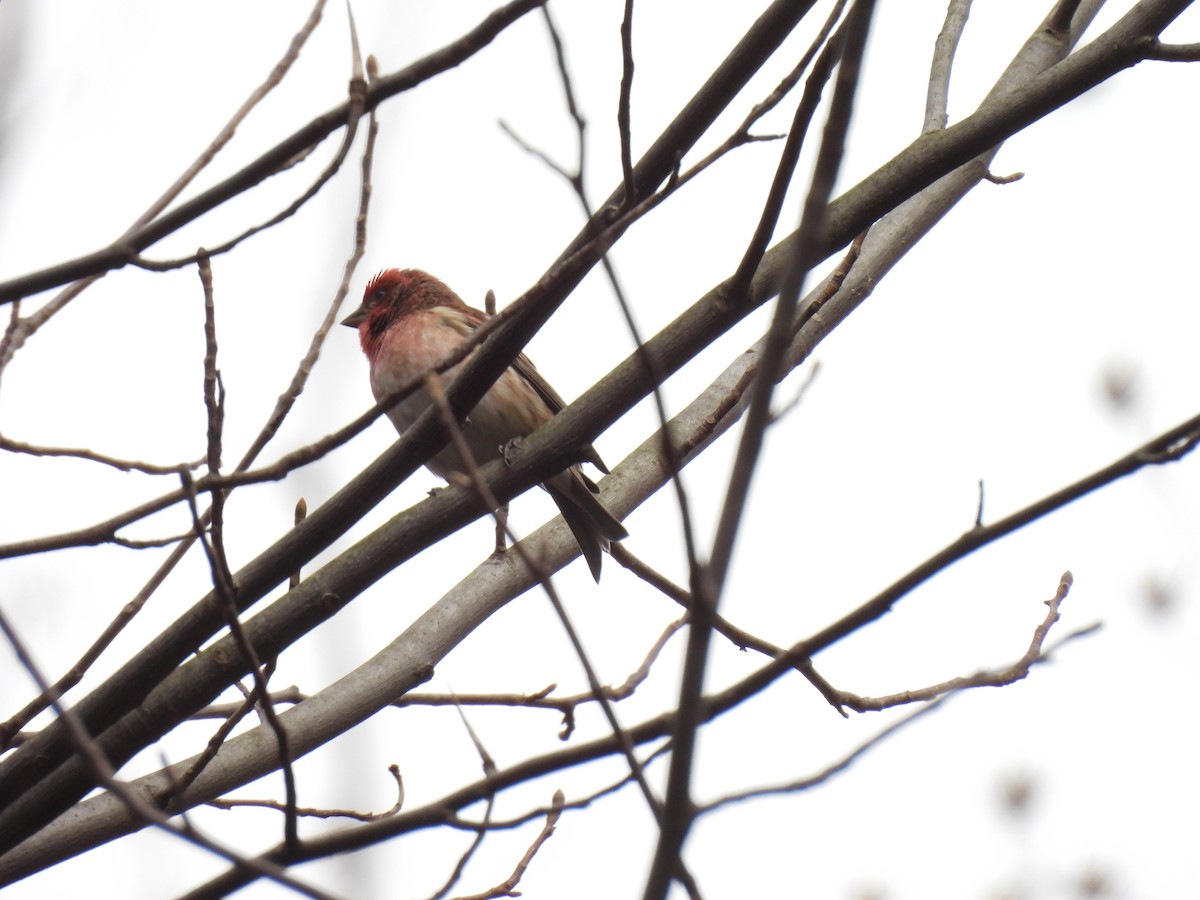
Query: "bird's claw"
501 437 523 466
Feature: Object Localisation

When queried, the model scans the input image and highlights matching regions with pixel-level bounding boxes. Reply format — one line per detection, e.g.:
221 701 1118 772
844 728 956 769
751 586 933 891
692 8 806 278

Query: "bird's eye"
372 289 387 303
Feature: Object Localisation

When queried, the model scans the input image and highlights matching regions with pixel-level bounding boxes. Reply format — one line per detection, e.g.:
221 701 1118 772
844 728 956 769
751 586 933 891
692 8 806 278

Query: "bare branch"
449 791 564 900
0 434 203 475
924 0 973 132
208 763 404 823
0 609 336 900
836 572 1088 711
397 616 686 740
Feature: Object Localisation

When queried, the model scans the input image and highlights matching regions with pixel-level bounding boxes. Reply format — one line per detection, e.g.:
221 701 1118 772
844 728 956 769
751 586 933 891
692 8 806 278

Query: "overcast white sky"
1 2 1199 898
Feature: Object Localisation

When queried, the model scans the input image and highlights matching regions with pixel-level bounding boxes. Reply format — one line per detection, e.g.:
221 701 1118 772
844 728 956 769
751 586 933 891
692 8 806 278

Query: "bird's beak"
341 306 367 328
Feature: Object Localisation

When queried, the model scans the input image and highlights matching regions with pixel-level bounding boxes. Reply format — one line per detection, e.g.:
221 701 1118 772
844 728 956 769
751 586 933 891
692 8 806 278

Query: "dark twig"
191 255 300 851
726 17 847 306
984 168 1025 184
611 544 803 668
617 0 636 206
176 687 261 795
702 696 953 814
738 0 848 140
794 419 1200 666
0 299 19 384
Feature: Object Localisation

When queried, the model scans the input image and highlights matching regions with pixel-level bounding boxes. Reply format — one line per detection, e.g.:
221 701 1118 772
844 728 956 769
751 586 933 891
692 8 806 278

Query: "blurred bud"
1099 360 1139 413
1140 573 1176 617
999 771 1036 819
1076 865 1111 896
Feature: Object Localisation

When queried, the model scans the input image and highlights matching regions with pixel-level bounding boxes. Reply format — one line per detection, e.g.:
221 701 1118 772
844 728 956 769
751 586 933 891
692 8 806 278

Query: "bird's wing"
441 304 568 414
447 303 610 474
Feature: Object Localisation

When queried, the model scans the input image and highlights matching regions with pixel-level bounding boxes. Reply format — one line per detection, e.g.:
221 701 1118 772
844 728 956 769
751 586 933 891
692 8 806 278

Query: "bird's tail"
546 469 627 581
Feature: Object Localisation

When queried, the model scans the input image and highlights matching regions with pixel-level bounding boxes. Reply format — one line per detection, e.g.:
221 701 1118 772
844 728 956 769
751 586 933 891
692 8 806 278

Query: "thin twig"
135 53 369 272
426 700 497 900
617 0 636 206
449 790 564 900
397 616 686 740
835 571 1083 711
702 696 952 814
191 254 300 850
0 435 204 475
177 687 261 794
208 764 404 823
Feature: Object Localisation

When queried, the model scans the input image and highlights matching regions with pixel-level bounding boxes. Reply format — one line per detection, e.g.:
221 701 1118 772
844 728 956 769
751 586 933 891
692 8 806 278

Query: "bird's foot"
501 437 524 466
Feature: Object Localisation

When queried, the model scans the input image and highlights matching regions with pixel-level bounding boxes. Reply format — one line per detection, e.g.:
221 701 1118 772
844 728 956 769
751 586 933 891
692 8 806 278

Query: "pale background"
1 2 1198 897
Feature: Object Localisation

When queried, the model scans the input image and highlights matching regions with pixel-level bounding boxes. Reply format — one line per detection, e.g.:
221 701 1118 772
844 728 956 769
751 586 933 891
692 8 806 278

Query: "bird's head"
342 268 458 359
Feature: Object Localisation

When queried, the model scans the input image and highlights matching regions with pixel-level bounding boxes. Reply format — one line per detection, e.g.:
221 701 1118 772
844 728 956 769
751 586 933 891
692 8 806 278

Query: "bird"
342 268 627 580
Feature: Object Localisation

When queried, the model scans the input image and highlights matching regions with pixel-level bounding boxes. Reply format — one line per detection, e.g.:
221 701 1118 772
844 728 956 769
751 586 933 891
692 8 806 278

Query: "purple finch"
342 268 627 580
